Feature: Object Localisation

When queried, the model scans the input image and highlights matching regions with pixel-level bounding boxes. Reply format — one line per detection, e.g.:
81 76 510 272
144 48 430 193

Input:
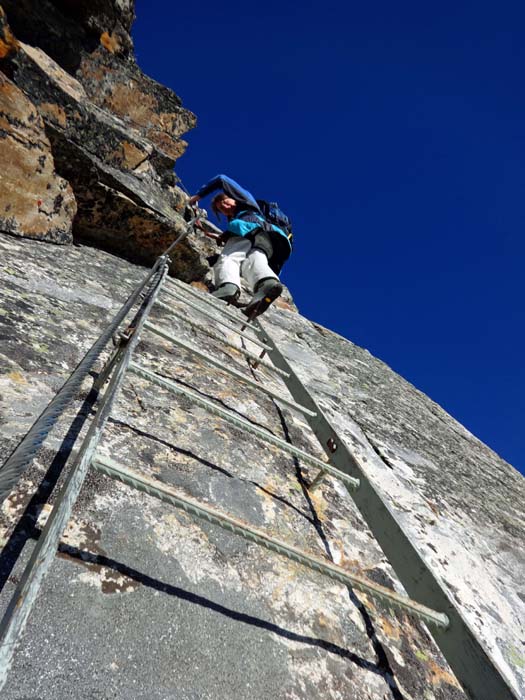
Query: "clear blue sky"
133 0 524 474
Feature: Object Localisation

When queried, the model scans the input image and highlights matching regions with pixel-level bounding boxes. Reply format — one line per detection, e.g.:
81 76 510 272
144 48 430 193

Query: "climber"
188 174 292 317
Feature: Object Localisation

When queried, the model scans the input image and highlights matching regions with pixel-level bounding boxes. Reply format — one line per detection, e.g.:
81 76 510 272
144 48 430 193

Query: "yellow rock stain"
7 370 27 384
427 658 462 689
39 102 67 129
0 11 19 59
378 616 401 641
100 32 121 53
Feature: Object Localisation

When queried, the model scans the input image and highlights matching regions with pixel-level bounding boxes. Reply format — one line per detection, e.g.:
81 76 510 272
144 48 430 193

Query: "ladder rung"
144 322 315 417
91 455 448 630
156 299 271 352
167 277 249 325
162 288 262 333
150 309 290 379
127 362 359 491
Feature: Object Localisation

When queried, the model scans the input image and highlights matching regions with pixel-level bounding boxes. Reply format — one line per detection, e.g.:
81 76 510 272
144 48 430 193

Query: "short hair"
211 192 228 219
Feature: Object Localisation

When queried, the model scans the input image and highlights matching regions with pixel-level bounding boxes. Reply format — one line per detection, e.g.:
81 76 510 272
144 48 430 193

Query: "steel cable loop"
0 258 168 506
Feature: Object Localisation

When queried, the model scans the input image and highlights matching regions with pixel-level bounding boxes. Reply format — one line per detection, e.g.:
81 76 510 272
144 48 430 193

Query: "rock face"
0 70 77 242
1 2 524 698
0 232 524 699
0 1 214 279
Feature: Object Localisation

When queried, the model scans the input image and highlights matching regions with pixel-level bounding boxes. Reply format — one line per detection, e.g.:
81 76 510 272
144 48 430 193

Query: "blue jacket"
196 174 290 244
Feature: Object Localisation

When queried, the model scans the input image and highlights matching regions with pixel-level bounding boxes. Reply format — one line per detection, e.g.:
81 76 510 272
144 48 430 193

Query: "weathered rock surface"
1 0 134 73
0 70 76 242
77 47 195 161
1 232 523 699
0 1 207 277
0 6 17 61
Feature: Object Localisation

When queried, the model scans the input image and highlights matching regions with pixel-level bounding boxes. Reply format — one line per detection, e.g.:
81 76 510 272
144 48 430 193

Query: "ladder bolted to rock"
0 225 519 700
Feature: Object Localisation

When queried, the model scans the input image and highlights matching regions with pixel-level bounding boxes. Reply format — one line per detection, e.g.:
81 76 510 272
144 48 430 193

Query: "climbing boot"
243 278 283 318
212 282 240 304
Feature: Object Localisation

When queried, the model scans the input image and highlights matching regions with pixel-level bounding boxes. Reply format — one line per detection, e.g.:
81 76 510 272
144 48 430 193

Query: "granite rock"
0 70 76 243
0 0 134 73
1 232 523 699
0 1 204 277
0 6 17 62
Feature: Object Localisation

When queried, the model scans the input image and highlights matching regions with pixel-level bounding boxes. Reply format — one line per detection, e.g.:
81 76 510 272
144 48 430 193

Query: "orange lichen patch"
76 55 194 162
427 659 461 689
123 141 149 168
146 129 188 161
189 281 209 293
39 102 67 129
308 487 329 518
0 37 16 58
341 557 365 573
0 73 76 241
377 616 402 641
100 31 122 53
107 141 148 170
106 81 157 124
7 370 27 384
355 590 377 615
103 83 188 152
316 612 332 629
0 143 76 238
0 8 19 58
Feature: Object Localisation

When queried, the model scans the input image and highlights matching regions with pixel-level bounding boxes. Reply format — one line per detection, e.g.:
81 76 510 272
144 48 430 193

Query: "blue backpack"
256 199 293 246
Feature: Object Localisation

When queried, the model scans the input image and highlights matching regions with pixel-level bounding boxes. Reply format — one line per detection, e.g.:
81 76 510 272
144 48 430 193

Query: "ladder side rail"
92 455 448 630
255 319 519 700
143 322 316 417
0 263 169 692
0 256 166 507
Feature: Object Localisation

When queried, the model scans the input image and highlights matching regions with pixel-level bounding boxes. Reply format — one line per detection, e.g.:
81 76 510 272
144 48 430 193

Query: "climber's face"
216 196 237 217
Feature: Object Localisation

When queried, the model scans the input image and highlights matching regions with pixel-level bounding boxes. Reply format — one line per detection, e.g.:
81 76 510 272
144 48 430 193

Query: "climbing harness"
0 215 519 700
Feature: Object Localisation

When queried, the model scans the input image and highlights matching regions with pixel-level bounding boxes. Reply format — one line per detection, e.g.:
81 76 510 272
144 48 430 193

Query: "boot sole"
243 282 283 319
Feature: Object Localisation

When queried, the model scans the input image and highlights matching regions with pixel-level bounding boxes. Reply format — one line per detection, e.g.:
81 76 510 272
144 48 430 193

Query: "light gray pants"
214 237 279 291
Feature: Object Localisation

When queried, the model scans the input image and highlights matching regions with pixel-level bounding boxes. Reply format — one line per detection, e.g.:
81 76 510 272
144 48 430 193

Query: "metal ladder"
0 237 518 699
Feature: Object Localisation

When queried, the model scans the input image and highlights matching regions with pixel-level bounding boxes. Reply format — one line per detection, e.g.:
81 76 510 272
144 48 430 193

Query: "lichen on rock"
0 71 76 242
4 232 523 699
0 0 208 279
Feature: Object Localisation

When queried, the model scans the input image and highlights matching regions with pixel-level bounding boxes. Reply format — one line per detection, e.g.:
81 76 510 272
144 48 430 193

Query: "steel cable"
0 259 166 505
